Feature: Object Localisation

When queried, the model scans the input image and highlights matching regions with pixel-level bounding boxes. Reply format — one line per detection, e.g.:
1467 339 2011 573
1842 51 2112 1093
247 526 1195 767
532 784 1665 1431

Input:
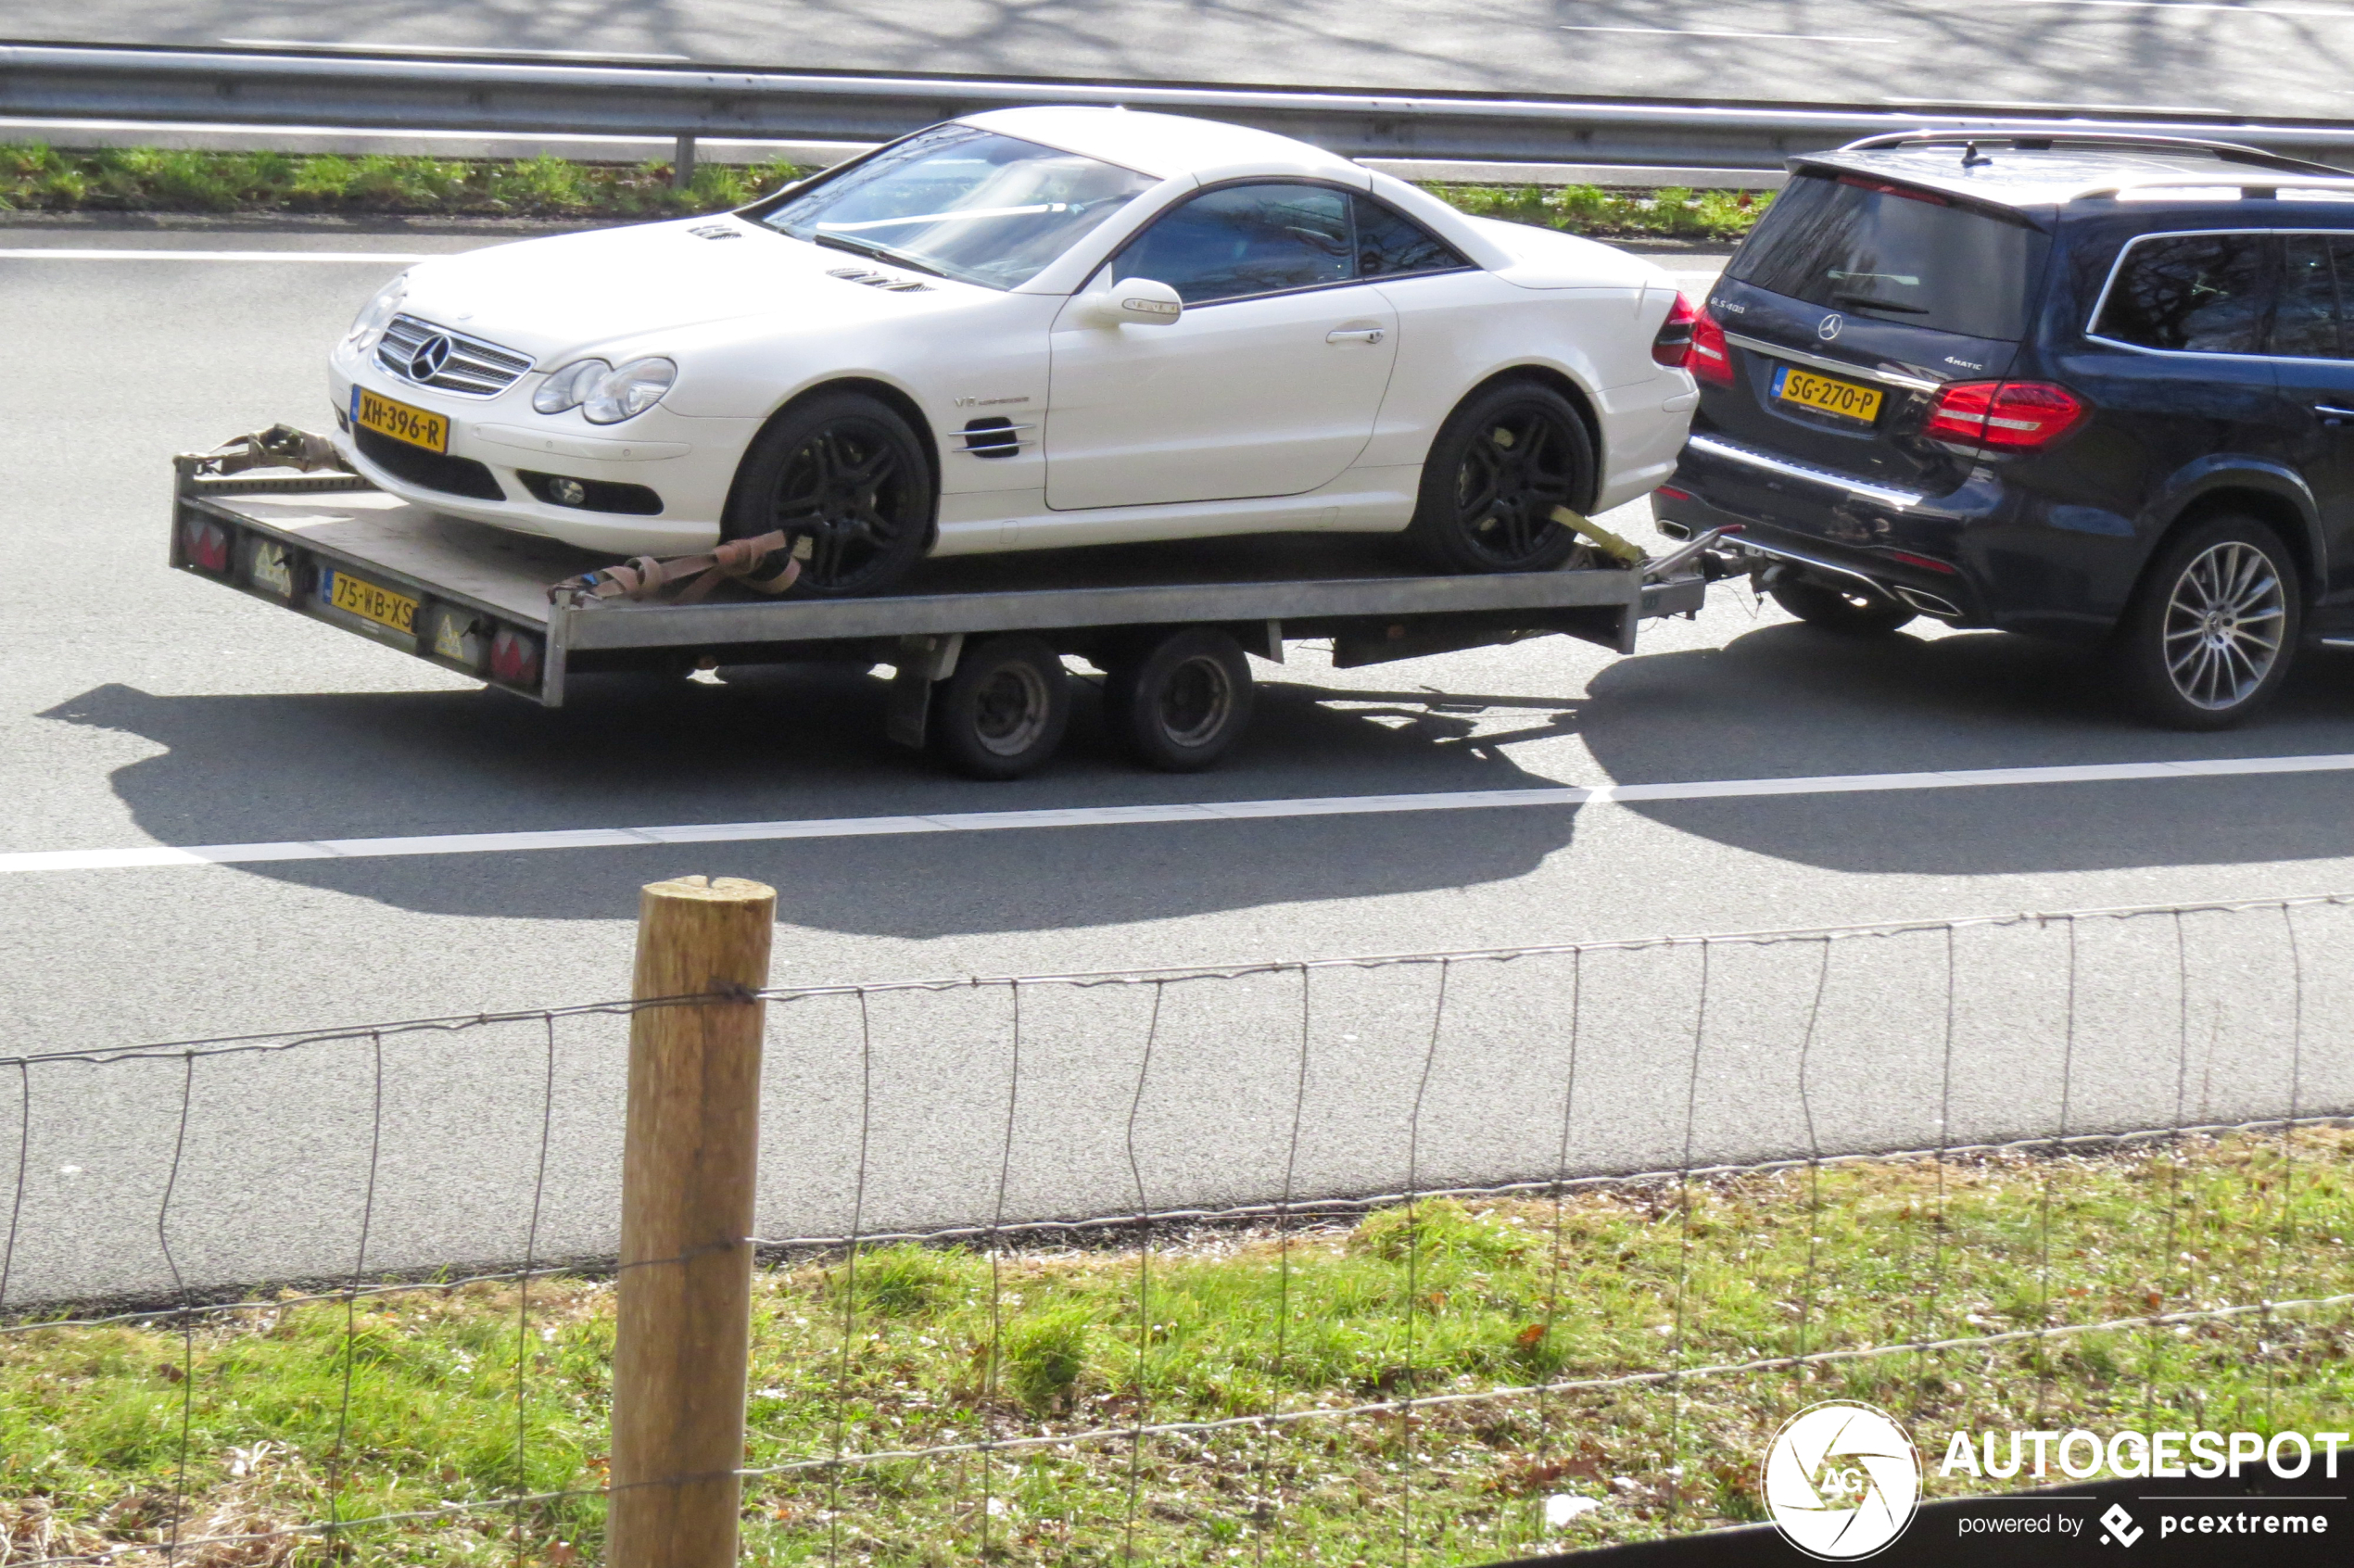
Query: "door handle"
2318 404 2354 424
1326 327 1385 345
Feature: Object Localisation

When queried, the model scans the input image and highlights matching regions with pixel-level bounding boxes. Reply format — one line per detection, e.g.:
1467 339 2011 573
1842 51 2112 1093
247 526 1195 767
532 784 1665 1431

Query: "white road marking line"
1559 25 1896 40
1975 2 2354 13
0 249 439 262
221 38 694 60
6 752 2354 875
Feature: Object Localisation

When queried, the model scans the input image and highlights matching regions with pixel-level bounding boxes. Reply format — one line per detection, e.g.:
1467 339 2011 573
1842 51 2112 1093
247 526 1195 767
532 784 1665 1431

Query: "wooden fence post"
608 875 777 1568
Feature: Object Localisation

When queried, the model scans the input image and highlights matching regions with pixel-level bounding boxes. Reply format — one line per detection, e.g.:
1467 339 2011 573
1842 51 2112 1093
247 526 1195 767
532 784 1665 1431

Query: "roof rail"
1829 130 2348 178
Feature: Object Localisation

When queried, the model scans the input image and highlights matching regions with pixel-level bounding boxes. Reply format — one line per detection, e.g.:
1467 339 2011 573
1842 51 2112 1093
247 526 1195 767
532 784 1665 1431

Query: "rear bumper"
1657 431 2074 634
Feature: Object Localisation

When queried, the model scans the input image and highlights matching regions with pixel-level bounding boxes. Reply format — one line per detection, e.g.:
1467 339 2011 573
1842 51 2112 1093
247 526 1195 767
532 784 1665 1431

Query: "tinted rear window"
1727 171 2049 340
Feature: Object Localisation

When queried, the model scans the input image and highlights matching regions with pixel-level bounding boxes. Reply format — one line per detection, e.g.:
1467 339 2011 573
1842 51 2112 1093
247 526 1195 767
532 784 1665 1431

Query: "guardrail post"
673 133 699 191
608 875 776 1568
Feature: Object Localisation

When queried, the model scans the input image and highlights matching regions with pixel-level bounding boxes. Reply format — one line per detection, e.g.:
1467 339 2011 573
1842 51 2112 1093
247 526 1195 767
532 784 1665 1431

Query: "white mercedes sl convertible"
329 107 1700 596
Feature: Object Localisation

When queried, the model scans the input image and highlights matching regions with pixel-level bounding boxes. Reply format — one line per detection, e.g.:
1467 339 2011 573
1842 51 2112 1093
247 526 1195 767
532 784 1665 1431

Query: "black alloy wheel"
1102 627 1256 772
724 391 934 598
1408 382 1592 574
2113 514 2300 730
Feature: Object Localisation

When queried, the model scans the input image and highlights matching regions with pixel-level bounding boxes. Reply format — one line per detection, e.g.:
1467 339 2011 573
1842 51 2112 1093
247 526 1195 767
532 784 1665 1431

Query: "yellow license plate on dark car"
322 568 417 634
1772 364 1883 424
352 386 449 452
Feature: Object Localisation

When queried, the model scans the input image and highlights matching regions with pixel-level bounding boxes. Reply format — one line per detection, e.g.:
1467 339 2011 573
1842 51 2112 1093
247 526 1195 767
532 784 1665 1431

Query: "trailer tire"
929 635 1070 779
1103 627 1255 772
724 390 934 598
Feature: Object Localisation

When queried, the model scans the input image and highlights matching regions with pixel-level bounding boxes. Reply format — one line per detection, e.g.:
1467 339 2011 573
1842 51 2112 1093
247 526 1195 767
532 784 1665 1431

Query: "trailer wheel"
1103 627 1256 772
929 635 1070 779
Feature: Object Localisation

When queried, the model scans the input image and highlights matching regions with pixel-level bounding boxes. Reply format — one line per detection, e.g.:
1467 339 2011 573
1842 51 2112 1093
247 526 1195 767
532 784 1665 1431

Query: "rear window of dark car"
1727 171 2050 341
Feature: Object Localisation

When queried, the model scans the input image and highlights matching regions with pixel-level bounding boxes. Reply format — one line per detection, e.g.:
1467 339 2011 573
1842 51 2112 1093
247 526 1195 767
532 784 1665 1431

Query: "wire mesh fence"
2 891 2350 1563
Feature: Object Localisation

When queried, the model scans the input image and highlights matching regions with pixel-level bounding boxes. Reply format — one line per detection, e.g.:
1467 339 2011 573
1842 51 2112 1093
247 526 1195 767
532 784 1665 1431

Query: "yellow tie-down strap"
1550 505 1645 567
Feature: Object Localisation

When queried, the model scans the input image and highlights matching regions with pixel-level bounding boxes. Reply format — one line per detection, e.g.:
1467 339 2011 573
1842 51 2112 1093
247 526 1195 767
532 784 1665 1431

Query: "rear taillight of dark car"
1922 381 2088 450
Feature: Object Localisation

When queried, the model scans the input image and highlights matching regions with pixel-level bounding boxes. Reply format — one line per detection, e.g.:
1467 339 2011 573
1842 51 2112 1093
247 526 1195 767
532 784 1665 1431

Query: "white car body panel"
325 107 1695 562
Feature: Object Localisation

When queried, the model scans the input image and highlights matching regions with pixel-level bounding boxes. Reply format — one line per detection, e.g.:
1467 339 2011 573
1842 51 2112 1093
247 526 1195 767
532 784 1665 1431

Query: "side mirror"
1082 277 1183 327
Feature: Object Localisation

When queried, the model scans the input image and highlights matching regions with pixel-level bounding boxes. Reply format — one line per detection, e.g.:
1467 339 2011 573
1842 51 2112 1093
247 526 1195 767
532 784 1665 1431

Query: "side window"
2092 233 2272 355
1354 195 1469 278
1114 183 1351 305
2273 234 2348 360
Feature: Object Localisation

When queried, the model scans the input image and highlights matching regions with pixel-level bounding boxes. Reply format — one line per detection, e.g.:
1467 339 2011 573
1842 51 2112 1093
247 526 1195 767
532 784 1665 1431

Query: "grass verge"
0 144 1772 240
4 1129 2345 1564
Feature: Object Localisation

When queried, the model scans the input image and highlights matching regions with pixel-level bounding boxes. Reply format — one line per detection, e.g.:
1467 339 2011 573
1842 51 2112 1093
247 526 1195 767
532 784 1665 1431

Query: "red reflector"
489 627 542 687
1922 380 2087 451
1688 305 1735 386
1887 550 1959 575
184 516 232 572
1652 291 1699 367
1655 485 1693 503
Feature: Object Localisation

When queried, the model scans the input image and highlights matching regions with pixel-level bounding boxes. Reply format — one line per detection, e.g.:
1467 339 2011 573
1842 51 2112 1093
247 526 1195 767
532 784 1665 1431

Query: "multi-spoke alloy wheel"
724 391 933 598
2160 540 2285 711
1409 382 1592 574
2115 516 2300 730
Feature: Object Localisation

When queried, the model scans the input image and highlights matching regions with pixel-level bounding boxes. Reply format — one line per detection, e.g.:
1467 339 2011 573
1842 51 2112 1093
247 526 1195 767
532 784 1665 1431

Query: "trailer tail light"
184 515 232 572
1922 381 2087 450
489 627 541 687
1686 305 1735 386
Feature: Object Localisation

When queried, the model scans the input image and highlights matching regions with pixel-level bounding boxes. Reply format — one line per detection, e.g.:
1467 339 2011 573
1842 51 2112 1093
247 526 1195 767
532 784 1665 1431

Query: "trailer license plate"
1772 364 1883 424
322 568 418 634
351 386 449 453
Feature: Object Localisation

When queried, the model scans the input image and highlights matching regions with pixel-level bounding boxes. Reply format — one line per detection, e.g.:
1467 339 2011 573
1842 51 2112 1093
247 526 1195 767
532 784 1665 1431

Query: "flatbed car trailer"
171 434 1737 779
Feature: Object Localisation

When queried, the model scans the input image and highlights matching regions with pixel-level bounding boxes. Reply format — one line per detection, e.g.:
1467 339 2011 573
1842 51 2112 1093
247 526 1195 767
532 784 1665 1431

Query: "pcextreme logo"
1762 1400 1922 1560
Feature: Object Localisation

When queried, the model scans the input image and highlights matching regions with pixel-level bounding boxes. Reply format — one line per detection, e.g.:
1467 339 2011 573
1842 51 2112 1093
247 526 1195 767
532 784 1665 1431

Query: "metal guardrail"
7 40 2354 173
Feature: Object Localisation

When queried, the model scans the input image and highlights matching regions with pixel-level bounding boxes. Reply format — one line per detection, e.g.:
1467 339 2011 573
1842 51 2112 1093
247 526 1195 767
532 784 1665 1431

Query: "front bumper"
328 360 748 557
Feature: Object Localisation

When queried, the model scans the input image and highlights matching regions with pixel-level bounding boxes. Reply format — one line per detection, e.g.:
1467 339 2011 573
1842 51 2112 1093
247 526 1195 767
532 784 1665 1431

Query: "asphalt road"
13 1 2354 120
4 223 2352 1309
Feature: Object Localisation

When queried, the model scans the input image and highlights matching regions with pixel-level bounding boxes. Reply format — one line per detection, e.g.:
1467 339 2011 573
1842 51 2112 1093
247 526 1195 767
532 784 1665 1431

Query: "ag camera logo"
1762 1400 1921 1560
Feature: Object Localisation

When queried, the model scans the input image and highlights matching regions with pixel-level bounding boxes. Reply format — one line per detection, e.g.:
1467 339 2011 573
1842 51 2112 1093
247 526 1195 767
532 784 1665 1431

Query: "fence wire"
2 891 2351 1564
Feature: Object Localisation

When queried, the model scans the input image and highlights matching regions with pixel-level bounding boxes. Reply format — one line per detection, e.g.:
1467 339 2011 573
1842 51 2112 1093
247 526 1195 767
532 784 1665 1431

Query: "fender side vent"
961 417 1025 459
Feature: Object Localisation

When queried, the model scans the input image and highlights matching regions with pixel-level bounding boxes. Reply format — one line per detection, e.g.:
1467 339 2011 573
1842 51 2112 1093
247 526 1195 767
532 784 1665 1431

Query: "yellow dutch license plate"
323 568 418 635
352 386 449 453
1773 364 1884 424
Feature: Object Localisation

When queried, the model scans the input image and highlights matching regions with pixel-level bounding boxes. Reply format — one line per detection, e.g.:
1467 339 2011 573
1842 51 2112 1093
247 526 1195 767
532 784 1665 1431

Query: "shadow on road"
1580 623 2354 876
39 666 1584 932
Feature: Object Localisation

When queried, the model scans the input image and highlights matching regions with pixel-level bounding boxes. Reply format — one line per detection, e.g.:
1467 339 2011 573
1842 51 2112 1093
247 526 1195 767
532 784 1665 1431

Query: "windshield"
1727 171 2050 341
757 125 1157 290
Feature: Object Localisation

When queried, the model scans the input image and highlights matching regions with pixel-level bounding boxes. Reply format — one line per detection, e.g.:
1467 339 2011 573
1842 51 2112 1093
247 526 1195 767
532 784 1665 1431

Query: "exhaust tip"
1893 585 1963 619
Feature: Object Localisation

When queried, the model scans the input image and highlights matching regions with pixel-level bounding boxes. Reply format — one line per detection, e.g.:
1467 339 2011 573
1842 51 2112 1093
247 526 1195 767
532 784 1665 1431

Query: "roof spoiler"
1827 131 2348 179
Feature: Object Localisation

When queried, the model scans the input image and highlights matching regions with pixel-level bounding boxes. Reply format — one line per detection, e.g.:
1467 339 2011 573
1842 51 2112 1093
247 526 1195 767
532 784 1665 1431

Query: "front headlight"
584 358 678 424
532 359 609 414
533 357 677 424
342 274 410 355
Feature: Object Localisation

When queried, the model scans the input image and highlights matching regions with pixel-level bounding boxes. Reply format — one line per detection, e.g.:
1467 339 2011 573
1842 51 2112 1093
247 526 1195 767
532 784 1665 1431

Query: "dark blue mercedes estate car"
1653 133 2354 727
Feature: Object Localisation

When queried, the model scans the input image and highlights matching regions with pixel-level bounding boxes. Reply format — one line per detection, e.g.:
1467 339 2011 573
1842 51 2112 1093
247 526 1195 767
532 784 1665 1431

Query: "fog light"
548 477 587 507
